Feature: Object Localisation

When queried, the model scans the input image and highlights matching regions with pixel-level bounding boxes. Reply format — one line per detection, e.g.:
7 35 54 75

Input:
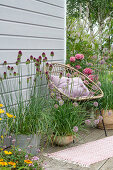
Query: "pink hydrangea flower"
75 54 84 60
85 119 91 125
83 68 93 75
75 65 81 69
73 126 78 133
70 56 75 62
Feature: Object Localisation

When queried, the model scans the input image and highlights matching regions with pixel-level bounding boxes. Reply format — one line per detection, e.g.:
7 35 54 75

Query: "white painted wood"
0 36 64 49
0 6 64 29
0 0 64 18
0 21 64 39
38 0 64 7
0 50 64 64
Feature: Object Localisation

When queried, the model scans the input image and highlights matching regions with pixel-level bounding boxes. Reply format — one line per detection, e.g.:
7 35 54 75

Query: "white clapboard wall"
0 0 66 106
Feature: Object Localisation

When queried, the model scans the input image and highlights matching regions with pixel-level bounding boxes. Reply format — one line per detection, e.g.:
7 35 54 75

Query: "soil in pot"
97 110 113 129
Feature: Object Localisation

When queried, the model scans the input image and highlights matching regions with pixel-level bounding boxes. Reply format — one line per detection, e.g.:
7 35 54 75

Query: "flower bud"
4 72 7 79
42 52 46 57
30 55 33 60
50 51 54 57
3 61 7 65
7 66 10 70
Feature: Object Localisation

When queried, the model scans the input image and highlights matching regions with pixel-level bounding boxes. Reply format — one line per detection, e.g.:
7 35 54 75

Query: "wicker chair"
46 63 104 102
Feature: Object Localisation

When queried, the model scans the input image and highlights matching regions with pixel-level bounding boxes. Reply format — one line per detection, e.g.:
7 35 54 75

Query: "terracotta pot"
51 135 75 146
97 109 113 129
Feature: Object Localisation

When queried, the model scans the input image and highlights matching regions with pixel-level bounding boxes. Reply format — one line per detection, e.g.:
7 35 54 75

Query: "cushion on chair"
50 75 90 98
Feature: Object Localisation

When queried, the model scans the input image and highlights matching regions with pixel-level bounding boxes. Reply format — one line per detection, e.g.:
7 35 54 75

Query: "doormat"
46 136 113 167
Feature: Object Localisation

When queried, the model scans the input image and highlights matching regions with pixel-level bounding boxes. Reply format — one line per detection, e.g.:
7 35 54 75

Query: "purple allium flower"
42 52 46 57
30 55 33 60
91 55 97 60
46 62 49 67
3 61 7 65
44 56 47 62
11 67 14 71
17 57 21 62
31 156 39 161
85 119 91 125
12 139 16 144
18 51 22 56
3 72 7 79
16 61 19 65
36 59 39 63
50 51 54 57
99 59 106 65
98 115 103 121
25 155 28 158
66 73 71 78
97 81 101 87
36 68 39 72
59 100 64 106
49 64 53 71
73 126 78 133
39 56 42 61
73 102 78 107
18 149 21 151
35 63 40 68
33 57 36 62
45 71 48 75
13 72 16 76
7 66 10 70
37 149 40 153
59 72 62 78
28 145 33 148
93 102 98 107
54 104 58 109
26 59 30 64
94 119 99 125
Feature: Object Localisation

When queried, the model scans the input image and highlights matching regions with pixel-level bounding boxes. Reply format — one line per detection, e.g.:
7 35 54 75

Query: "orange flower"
0 162 8 166
24 160 32 164
0 159 3 161
8 161 16 166
0 104 3 107
4 151 12 155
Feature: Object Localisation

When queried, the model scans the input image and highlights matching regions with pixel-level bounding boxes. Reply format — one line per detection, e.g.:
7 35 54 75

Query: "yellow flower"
0 118 2 120
0 109 5 114
4 151 12 155
0 149 3 151
24 160 33 164
14 116 16 118
0 159 3 161
6 113 13 118
8 161 16 166
1 136 3 139
0 162 8 166
0 104 3 107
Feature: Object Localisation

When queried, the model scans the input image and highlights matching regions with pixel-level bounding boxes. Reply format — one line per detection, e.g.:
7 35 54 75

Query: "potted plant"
96 68 113 129
49 100 88 146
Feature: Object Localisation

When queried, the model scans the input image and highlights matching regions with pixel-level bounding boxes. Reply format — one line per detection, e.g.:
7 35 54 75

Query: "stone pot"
12 134 41 155
51 135 75 146
97 109 113 129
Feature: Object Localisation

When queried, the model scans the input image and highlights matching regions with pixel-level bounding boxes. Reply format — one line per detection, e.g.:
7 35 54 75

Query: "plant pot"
97 109 113 129
51 135 75 146
12 134 41 155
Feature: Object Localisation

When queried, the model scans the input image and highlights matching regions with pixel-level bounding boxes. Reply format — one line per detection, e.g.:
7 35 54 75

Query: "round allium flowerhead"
33 57 36 62
98 115 103 121
11 67 14 71
39 56 42 61
94 119 99 125
36 68 39 72
30 55 33 60
46 62 49 67
50 51 54 57
85 119 91 125
42 52 46 57
73 102 78 107
36 58 39 63
93 102 98 107
91 55 97 60
54 104 59 109
59 100 64 106
45 71 48 75
83 68 93 75
16 61 19 65
75 54 84 60
3 61 7 65
17 57 21 62
7 65 10 70
59 72 63 79
18 50 22 56
13 72 16 76
73 126 78 133
44 56 47 62
49 64 53 71
70 56 75 62
26 59 30 64
75 65 81 70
